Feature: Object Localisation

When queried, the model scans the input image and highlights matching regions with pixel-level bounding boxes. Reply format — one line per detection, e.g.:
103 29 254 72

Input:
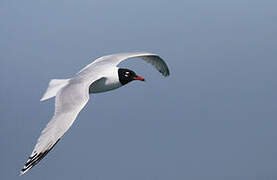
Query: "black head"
118 68 145 85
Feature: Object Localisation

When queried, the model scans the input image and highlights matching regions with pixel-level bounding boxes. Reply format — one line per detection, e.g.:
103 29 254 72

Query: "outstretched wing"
78 52 170 77
20 82 90 175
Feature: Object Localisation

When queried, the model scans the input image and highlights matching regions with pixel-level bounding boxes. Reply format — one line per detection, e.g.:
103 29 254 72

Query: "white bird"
20 52 170 175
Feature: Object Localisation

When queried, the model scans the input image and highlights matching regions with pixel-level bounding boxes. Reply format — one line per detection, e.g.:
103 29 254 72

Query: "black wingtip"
20 139 61 175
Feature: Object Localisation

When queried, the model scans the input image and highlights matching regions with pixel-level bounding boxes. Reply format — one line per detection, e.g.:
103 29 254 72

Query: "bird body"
20 52 170 175
89 67 121 93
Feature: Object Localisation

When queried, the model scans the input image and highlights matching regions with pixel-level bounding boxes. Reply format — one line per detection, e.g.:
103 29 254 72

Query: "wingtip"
19 170 25 176
161 70 170 77
20 165 30 176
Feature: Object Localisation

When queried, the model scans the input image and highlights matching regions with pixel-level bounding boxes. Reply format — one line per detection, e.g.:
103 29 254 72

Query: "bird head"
118 68 145 85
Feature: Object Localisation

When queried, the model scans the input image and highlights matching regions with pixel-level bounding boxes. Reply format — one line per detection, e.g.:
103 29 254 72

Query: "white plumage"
20 52 170 175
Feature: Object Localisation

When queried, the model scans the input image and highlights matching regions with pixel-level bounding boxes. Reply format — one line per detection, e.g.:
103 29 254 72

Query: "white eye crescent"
124 72 130 77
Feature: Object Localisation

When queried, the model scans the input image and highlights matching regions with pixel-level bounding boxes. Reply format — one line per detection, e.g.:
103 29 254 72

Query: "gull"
20 52 170 175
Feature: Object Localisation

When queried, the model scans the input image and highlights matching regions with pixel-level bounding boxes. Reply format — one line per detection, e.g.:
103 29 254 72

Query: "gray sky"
1 0 277 179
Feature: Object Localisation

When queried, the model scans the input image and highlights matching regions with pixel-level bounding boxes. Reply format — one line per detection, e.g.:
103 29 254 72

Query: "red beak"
133 76 145 81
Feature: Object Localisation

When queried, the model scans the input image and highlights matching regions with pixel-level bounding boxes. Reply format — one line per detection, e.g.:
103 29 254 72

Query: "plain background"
1 0 277 179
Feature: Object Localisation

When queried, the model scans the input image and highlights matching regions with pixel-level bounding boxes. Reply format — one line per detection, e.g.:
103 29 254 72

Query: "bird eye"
124 72 130 77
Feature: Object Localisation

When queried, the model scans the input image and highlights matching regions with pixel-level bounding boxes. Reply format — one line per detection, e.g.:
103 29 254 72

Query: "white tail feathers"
40 79 70 101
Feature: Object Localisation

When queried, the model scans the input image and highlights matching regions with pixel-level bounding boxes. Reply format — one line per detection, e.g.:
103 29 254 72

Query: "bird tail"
40 79 70 101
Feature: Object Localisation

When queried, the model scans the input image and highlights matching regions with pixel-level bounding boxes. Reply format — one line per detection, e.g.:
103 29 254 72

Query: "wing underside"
20 82 90 175
78 52 170 77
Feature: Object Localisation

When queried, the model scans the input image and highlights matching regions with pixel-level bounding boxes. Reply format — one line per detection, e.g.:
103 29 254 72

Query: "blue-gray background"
1 0 277 179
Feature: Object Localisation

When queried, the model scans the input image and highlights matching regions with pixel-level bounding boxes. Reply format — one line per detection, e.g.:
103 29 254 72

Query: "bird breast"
89 68 122 94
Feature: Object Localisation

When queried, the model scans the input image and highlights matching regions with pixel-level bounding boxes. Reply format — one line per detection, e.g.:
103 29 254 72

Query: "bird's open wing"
78 52 170 77
20 82 90 175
